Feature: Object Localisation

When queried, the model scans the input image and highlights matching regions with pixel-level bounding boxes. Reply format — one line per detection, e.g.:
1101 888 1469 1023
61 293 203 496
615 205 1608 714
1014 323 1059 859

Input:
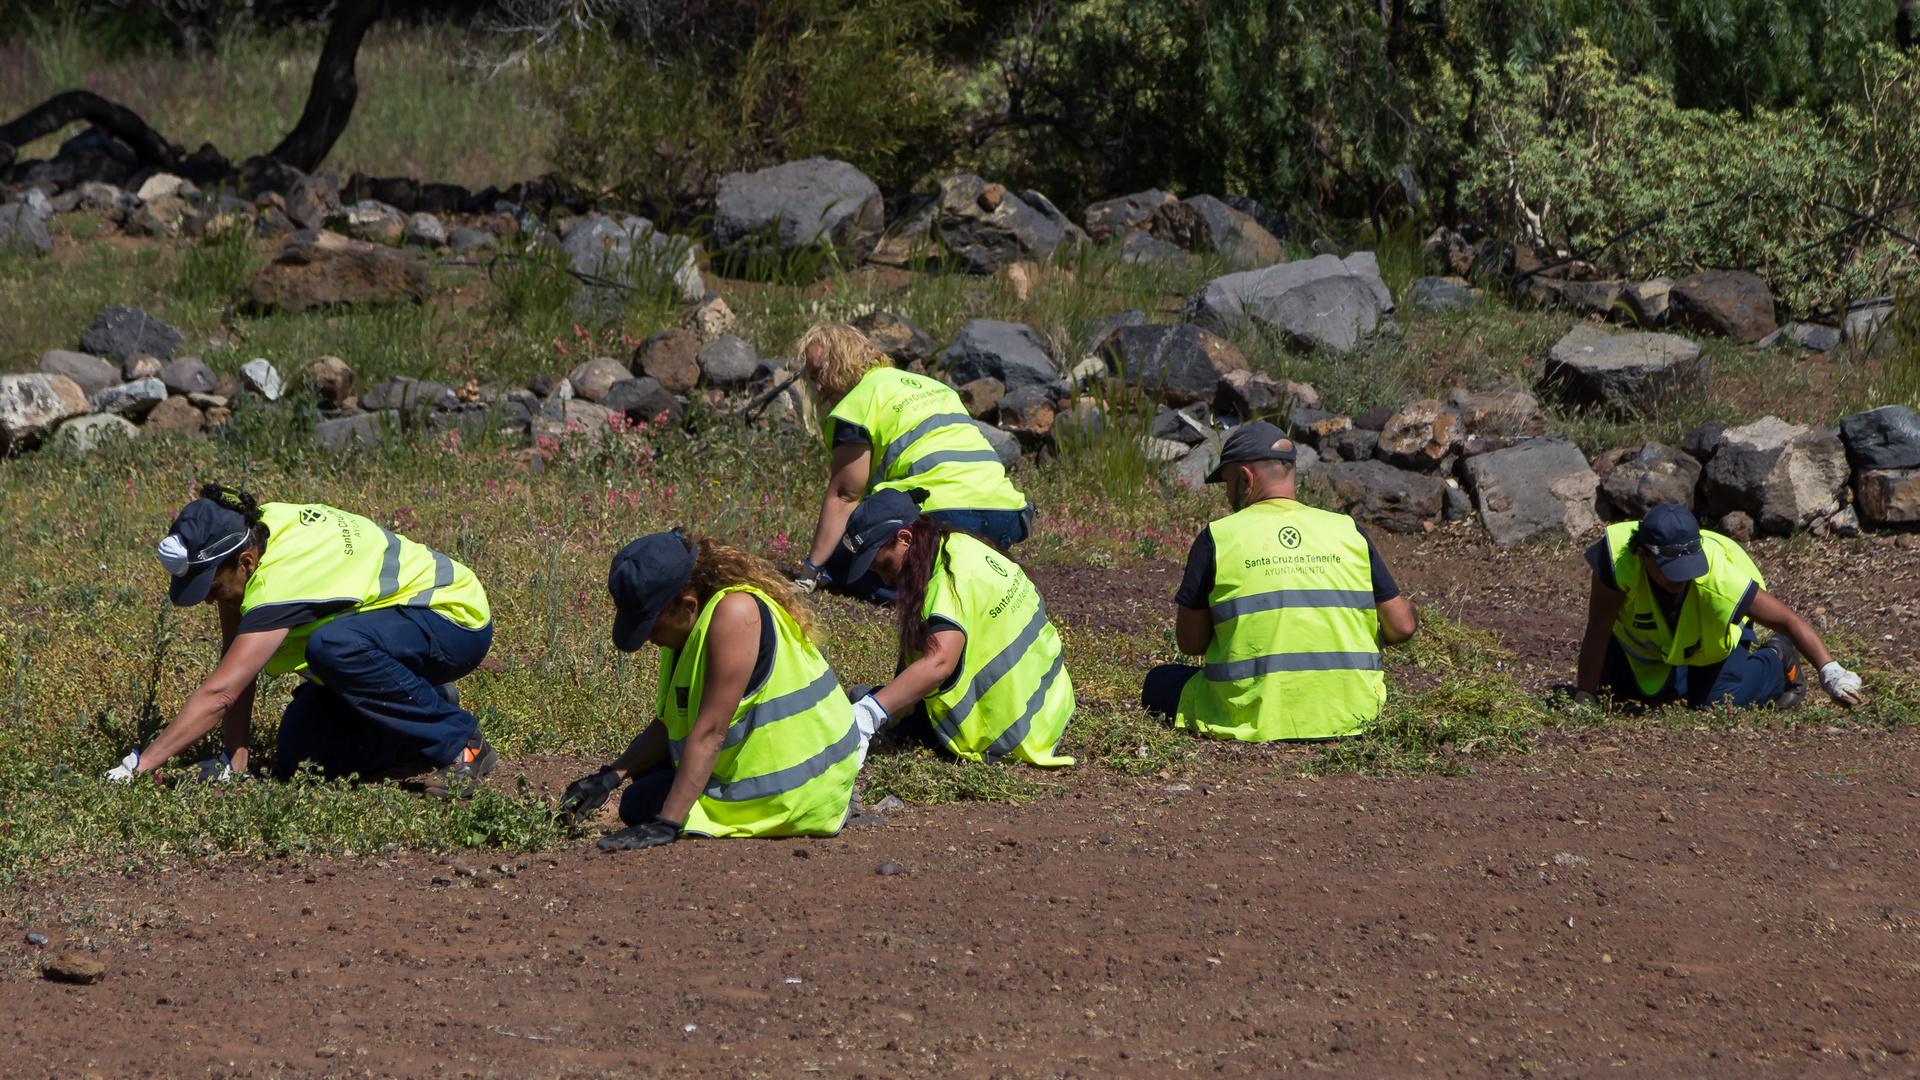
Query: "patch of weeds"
858 742 1059 805
173 227 256 306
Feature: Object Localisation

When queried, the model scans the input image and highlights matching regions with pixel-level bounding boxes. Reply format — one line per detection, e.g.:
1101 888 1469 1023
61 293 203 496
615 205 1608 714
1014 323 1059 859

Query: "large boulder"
1855 469 1920 525
1101 324 1249 407
603 377 687 428
338 200 406 246
934 175 1078 274
1540 324 1705 416
247 229 429 311
80 306 182 362
565 356 634 403
1120 229 1185 264
1318 460 1446 534
0 374 90 453
1667 270 1777 342
239 358 284 401
54 412 140 453
1184 252 1394 352
1213 370 1314 422
358 376 457 411
970 418 1023 470
142 394 206 437
853 311 937 365
90 377 168 417
697 335 763 389
305 356 356 407
159 356 218 396
1836 405 1920 471
1596 441 1702 517
1374 399 1463 474
38 350 120 397
1405 276 1479 312
317 410 397 450
1462 437 1602 546
1620 278 1674 328
631 330 703 395
1700 416 1850 535
996 385 1057 447
561 216 704 320
712 158 884 270
0 203 53 256
1446 386 1542 437
938 320 1056 391
284 169 341 230
1083 189 1175 242
403 212 447 247
1145 195 1281 265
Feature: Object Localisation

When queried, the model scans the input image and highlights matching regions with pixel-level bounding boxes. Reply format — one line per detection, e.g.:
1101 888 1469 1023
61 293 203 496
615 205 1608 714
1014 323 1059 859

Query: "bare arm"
1377 595 1417 645
1746 588 1836 669
215 602 258 773
874 629 966 718
1576 576 1626 693
806 442 872 568
137 628 289 773
1175 606 1212 656
658 593 759 825
609 720 671 779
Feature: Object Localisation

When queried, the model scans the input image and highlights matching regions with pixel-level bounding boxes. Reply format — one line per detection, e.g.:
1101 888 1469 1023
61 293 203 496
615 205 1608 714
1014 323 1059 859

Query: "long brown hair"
684 531 815 638
894 516 961 657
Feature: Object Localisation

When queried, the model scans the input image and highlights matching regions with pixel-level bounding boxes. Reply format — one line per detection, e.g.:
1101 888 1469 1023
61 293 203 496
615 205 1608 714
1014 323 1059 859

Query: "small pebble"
792 848 811 859
875 861 901 876
42 953 107 985
1098 834 1114 845
25 932 47 946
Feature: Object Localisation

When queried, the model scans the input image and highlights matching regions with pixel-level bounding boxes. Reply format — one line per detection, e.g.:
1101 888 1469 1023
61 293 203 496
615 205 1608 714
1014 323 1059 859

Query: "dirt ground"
10 532 1920 1079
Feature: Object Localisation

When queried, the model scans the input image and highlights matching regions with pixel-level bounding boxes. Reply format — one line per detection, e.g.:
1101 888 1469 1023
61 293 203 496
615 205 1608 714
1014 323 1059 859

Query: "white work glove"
193 753 236 782
1819 662 1864 707
105 751 140 783
790 559 829 594
852 694 891 741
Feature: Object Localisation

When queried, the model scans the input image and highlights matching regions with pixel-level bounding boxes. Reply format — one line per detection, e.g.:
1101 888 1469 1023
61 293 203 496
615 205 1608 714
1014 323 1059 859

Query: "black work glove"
596 816 682 851
557 765 623 825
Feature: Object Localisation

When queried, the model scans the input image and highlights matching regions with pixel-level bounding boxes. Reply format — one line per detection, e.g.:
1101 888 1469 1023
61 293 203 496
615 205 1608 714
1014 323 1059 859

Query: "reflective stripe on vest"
1604 521 1765 695
915 533 1075 767
878 412 975 479
242 504 490 677
1176 500 1383 742
825 368 1026 513
658 586 859 837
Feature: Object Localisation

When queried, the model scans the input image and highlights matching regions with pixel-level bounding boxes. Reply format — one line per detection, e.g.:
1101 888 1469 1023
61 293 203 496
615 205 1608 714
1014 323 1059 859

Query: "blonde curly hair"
794 322 890 401
685 532 815 638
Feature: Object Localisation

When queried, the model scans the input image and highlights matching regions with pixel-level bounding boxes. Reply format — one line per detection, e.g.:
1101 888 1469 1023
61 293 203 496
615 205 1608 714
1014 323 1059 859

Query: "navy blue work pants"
274 607 493 780
1597 626 1785 709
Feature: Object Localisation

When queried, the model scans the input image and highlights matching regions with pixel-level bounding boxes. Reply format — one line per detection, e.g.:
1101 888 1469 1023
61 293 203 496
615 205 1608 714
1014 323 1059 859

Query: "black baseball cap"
158 498 253 606
1203 420 1298 483
1638 503 1709 582
608 530 698 652
840 488 925 583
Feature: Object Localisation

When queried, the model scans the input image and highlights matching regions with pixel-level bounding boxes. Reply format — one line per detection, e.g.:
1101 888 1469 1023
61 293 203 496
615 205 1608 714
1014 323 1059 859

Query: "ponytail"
200 483 271 568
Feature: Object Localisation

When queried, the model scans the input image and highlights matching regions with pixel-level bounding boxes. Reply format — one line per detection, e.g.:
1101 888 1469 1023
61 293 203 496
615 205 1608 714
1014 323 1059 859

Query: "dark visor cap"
608 531 698 652
1203 420 1298 483
841 488 925 584
1638 503 1710 582
160 498 252 607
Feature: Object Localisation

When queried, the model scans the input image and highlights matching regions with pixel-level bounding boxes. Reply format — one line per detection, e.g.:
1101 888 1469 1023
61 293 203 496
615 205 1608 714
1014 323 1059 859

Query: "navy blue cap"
158 498 253 606
608 531 698 652
840 489 925 583
1638 503 1709 582
1204 420 1296 483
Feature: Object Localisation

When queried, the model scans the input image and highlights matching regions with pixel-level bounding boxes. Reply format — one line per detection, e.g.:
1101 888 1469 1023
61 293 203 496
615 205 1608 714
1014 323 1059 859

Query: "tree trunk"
265 0 384 173
0 90 176 174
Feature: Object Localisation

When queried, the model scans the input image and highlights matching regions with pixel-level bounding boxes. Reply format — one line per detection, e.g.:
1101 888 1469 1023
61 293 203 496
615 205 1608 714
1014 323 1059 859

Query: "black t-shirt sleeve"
743 596 778 697
925 614 965 636
831 419 873 447
1174 527 1215 609
1583 538 1618 590
1354 527 1400 602
235 598 357 635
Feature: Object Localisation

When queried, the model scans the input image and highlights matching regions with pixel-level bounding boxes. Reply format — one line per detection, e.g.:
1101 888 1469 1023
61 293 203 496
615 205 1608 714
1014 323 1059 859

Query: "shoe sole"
422 741 497 799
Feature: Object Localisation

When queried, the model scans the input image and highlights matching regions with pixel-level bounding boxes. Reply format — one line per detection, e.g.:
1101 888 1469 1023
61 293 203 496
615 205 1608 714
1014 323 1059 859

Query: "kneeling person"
835 489 1074 766
1574 503 1864 710
1144 422 1417 741
558 532 860 848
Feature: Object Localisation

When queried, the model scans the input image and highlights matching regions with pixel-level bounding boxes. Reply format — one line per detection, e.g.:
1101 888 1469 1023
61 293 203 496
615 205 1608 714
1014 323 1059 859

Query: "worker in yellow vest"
790 323 1032 602
829 488 1075 766
1573 503 1864 710
107 484 495 795
556 530 860 848
1144 422 1418 741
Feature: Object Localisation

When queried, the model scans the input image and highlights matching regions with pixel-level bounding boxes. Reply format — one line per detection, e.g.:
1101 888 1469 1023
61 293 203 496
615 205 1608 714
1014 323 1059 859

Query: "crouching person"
558 531 860 849
833 489 1075 766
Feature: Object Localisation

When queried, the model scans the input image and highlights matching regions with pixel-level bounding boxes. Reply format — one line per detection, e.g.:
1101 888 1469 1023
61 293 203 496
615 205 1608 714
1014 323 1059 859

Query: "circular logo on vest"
899 375 924 389
983 553 1011 577
1278 526 1302 549
298 507 326 526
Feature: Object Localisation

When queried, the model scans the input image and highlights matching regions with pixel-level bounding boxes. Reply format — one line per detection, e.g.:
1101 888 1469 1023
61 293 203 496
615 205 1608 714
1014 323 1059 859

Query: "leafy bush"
533 0 964 216
1462 37 1920 315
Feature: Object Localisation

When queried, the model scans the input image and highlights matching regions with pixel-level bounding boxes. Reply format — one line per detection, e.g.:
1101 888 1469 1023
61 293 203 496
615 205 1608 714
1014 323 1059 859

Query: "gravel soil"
10 532 1920 1079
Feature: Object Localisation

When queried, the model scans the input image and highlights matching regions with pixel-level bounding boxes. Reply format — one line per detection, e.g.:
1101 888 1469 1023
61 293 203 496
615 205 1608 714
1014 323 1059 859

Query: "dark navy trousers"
1598 625 1786 709
274 607 493 780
